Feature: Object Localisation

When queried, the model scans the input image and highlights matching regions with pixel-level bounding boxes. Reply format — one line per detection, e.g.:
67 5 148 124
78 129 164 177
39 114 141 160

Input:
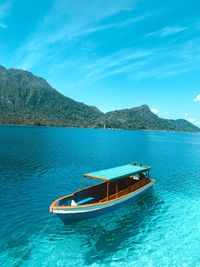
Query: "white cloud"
146 26 187 37
151 108 159 114
194 94 200 102
188 117 196 123
184 114 200 126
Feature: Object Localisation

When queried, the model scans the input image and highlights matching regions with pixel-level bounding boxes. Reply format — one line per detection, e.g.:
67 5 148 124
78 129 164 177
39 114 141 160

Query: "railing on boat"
99 178 150 203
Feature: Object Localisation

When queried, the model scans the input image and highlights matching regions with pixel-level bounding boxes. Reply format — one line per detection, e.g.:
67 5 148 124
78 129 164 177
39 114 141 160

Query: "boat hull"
54 180 155 224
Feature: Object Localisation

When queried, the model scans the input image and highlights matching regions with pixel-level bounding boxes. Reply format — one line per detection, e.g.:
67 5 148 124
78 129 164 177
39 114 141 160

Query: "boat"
50 163 155 224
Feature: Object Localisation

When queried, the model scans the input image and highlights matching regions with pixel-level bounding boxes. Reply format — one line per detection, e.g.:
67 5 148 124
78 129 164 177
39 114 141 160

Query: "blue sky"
0 0 200 125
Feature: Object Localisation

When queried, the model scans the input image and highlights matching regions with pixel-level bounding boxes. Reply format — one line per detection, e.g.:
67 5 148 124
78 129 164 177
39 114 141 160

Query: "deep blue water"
0 125 200 267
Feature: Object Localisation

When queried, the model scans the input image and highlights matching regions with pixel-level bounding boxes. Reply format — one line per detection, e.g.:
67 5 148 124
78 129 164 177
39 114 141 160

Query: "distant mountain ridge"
101 105 199 132
0 65 199 132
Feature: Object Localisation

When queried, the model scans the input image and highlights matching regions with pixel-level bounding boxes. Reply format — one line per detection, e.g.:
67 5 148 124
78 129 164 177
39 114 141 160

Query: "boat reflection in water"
50 162 155 224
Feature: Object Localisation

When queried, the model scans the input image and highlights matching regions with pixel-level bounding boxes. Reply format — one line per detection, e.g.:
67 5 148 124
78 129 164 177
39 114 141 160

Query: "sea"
0 125 200 267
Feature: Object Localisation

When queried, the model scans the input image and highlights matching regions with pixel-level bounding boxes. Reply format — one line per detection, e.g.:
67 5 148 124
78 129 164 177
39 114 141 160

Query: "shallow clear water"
0 125 200 267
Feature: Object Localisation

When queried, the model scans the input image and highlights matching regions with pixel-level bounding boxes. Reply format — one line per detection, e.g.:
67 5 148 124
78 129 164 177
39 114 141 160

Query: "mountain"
97 105 200 132
0 66 102 127
0 66 199 132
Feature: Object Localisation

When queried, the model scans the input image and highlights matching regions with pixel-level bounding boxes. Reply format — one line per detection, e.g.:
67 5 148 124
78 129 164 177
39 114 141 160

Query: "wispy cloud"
151 108 159 114
81 36 200 83
0 0 11 28
69 14 149 39
0 1 11 18
193 94 200 102
146 26 187 37
14 0 137 70
12 1 200 88
82 49 154 83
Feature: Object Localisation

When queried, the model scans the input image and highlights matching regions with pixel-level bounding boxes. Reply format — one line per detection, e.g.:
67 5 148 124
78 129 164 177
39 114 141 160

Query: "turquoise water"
0 125 200 267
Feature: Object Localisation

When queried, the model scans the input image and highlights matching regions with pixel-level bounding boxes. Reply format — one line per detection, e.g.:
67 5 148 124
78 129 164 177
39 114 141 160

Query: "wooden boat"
50 163 155 224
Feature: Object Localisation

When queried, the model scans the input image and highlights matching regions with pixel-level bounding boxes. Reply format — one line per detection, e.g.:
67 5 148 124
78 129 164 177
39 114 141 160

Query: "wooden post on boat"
107 182 109 201
129 177 131 192
116 183 118 198
80 176 84 189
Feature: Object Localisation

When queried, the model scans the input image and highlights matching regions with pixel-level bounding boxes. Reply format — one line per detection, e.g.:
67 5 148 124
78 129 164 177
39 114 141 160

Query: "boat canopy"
83 163 150 181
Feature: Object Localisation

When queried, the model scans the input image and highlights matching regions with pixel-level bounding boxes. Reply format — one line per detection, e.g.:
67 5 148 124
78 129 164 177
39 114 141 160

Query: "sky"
0 0 200 125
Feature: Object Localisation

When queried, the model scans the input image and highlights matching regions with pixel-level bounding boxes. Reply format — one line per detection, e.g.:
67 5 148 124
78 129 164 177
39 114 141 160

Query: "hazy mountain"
0 66 199 132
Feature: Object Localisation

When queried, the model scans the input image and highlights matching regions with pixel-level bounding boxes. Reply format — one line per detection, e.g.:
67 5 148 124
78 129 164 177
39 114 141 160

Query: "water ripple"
0 126 200 266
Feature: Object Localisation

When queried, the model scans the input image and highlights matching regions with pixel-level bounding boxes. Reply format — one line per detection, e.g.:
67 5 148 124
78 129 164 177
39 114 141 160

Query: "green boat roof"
83 163 150 181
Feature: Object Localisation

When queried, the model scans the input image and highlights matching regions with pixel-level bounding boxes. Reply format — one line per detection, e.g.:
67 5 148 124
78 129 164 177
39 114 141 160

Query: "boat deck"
51 177 152 210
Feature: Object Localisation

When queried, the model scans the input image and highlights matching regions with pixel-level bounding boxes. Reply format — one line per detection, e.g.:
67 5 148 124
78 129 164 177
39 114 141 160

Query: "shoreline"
0 122 199 134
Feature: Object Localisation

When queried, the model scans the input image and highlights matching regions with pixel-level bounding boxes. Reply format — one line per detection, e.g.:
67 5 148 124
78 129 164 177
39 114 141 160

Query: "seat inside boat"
72 197 95 206
69 175 150 205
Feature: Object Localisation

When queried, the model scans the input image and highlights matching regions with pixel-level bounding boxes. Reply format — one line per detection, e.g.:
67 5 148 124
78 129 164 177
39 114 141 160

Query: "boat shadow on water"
53 188 164 265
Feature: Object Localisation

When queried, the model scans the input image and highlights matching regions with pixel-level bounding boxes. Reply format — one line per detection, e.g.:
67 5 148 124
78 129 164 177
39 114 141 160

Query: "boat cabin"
56 163 151 208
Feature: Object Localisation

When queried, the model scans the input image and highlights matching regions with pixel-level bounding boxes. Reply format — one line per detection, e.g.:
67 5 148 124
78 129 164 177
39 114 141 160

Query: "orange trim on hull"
50 193 74 213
